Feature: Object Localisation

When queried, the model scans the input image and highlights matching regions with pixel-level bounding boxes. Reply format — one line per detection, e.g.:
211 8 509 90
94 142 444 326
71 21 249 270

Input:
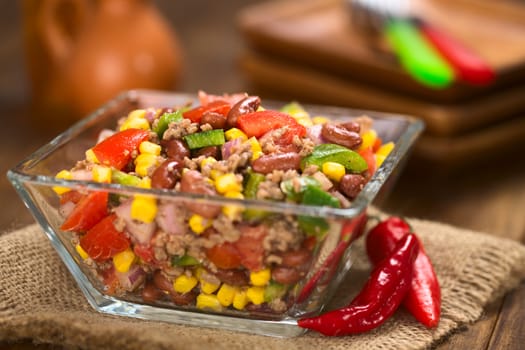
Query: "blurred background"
1 1 524 349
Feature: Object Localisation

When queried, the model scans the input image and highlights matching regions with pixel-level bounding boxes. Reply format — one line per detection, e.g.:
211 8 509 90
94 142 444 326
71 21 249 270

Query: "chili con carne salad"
54 91 394 315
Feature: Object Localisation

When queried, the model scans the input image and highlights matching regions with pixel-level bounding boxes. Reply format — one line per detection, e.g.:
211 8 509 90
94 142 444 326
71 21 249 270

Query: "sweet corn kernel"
224 128 248 141
85 149 99 163
200 280 220 294
196 293 222 311
232 289 248 310
138 177 152 189
75 243 89 260
92 165 112 183
120 117 150 131
358 129 378 151
249 268 271 287
188 214 212 234
246 137 262 161
246 286 265 305
312 116 329 124
134 154 159 177
113 248 136 273
217 284 238 307
376 141 395 158
215 173 242 194
128 109 147 120
173 274 198 294
200 157 217 169
376 154 386 168
209 169 223 180
294 115 313 127
131 196 157 223
53 170 73 194
222 191 244 220
321 161 346 182
139 141 161 155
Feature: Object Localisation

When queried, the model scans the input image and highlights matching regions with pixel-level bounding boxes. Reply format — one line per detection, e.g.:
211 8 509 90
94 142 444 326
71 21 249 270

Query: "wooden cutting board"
239 51 525 166
237 0 525 104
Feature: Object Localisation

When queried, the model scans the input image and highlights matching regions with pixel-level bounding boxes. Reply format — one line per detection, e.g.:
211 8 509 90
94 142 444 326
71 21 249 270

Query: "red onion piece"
114 199 156 245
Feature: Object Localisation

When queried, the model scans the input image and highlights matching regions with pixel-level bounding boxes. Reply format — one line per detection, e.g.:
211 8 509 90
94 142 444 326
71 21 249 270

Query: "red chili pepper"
298 233 418 336
91 128 150 170
366 217 441 328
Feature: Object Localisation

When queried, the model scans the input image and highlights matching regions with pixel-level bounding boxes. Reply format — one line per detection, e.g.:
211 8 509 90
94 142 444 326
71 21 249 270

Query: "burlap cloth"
1 216 525 350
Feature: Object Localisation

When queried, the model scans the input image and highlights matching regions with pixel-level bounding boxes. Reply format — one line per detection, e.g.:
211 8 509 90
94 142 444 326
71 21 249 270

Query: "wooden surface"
1 0 524 349
238 0 525 136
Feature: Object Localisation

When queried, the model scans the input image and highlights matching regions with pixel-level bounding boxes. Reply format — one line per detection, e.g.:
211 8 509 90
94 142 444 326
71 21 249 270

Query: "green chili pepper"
299 185 340 237
153 110 183 138
243 172 268 221
111 169 141 186
172 254 200 267
280 176 320 202
184 129 225 149
301 144 368 173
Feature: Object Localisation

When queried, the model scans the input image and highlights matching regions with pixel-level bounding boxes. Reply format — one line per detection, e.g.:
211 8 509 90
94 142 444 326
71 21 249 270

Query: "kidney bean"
280 248 312 268
214 268 249 286
252 152 301 174
141 281 164 303
161 139 190 161
272 266 303 285
171 290 197 306
180 170 221 218
227 96 261 127
153 270 174 293
151 158 183 189
340 121 360 133
201 112 227 129
321 123 362 149
194 145 220 159
339 174 367 199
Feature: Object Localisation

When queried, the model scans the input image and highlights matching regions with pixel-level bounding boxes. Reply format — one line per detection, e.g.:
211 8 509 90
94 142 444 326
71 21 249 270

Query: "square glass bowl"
8 90 423 337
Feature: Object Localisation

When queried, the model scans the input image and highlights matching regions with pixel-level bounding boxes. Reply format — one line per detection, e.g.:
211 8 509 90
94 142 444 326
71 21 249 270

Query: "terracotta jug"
23 0 183 128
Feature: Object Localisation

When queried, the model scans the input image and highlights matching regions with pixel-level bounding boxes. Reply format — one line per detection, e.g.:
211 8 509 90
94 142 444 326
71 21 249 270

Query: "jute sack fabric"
1 217 525 350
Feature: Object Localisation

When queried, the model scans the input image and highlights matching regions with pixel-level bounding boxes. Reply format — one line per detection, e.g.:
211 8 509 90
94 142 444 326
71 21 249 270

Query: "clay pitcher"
23 0 183 128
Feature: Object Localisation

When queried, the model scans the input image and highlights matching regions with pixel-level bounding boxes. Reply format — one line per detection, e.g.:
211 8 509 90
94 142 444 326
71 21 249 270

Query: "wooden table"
1 1 523 349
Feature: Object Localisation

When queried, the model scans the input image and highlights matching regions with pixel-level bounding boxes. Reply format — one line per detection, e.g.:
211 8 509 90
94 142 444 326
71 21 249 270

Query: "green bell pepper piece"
153 110 183 138
183 129 225 149
111 169 141 186
264 281 288 302
301 143 368 173
172 254 200 267
243 172 269 221
298 184 340 237
280 176 320 202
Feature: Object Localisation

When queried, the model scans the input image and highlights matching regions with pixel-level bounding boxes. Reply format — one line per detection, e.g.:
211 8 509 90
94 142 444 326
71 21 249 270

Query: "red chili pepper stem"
298 233 419 336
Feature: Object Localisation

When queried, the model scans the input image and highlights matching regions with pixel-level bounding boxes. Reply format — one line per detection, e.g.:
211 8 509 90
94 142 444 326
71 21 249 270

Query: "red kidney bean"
180 170 221 218
321 123 362 149
252 152 301 174
153 270 174 293
227 96 261 127
272 266 303 285
141 281 164 303
280 248 312 268
161 139 190 161
201 112 227 129
171 290 197 306
340 121 360 133
194 145 220 159
214 268 249 286
339 174 367 199
151 158 183 189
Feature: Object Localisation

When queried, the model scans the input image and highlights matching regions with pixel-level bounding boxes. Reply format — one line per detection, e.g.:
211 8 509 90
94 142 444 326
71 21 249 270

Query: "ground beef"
263 216 303 253
293 135 315 157
213 214 241 242
163 118 199 140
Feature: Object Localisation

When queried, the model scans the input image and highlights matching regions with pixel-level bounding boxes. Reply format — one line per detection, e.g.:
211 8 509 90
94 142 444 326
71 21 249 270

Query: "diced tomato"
206 242 242 269
234 225 267 271
79 214 130 261
60 191 108 232
237 110 307 139
183 100 231 123
358 147 376 178
91 128 150 170
372 137 383 152
101 265 120 295
59 190 84 205
134 244 155 264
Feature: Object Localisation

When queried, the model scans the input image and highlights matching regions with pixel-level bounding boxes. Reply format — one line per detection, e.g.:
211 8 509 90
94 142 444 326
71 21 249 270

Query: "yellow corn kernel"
232 289 248 310
120 109 150 131
113 248 136 273
312 116 329 125
75 243 89 260
215 173 242 194
294 115 313 127
358 129 378 151
246 137 262 161
85 149 99 164
139 141 161 155
131 196 157 223
92 165 112 183
322 161 346 182
134 153 159 177
200 280 220 294
53 170 73 194
200 156 217 169
376 154 386 168
224 128 248 141
196 293 222 311
249 268 271 287
222 191 244 220
209 169 223 180
376 141 395 158
138 177 151 189
217 284 238 307
188 214 212 234
246 286 265 305
173 274 198 294
128 109 147 120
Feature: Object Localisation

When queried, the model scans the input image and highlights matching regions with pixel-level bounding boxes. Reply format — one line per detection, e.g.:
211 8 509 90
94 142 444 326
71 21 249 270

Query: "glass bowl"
7 90 423 337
